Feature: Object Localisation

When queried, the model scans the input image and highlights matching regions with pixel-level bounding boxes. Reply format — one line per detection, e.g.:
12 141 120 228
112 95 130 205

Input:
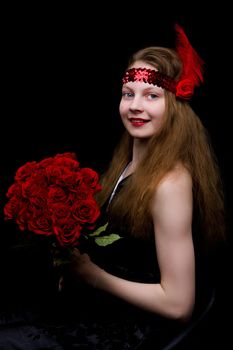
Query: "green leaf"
89 223 108 237
95 234 122 246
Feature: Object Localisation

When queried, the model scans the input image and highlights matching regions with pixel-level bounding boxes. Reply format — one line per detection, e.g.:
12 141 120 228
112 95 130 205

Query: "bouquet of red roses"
4 152 102 252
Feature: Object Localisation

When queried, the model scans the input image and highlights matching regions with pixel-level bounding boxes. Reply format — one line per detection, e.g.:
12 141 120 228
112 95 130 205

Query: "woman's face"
119 61 166 140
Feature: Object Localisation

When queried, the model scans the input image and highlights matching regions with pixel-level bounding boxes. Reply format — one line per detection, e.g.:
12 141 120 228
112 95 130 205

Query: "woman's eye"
122 92 134 98
148 94 158 99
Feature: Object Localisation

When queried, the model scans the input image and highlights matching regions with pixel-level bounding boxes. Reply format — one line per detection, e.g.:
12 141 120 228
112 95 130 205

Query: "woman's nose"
129 97 143 112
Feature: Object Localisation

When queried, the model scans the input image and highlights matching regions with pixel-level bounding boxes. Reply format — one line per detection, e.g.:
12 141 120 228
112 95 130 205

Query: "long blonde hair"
96 47 225 245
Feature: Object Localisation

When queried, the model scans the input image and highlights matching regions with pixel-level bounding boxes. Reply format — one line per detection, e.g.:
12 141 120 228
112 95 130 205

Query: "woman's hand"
69 248 103 288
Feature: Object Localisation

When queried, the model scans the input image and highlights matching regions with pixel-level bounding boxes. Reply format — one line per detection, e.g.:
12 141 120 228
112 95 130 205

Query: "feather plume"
175 24 204 87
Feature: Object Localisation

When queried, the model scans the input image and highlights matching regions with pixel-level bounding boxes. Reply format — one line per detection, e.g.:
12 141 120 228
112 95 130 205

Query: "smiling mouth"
129 118 150 126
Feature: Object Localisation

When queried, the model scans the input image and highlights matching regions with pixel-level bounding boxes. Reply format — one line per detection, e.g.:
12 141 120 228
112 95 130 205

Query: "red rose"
6 183 22 198
22 174 47 199
28 209 53 236
54 154 80 171
176 79 194 100
80 168 101 192
15 161 38 181
71 183 93 200
47 186 69 204
72 199 100 225
50 203 71 222
16 204 34 230
53 219 82 246
4 153 101 248
4 196 21 220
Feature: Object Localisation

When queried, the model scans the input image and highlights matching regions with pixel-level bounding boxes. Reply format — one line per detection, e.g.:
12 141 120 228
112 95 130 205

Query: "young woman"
64 24 225 349
0 24 225 350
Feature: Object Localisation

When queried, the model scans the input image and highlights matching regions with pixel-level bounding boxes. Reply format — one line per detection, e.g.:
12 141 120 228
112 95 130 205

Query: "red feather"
175 24 204 87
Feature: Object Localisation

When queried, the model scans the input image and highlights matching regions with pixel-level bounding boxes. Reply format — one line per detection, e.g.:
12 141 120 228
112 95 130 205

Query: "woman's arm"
71 167 195 321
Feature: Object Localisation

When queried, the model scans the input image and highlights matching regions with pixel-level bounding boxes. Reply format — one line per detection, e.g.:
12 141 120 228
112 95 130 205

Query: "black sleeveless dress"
0 176 211 349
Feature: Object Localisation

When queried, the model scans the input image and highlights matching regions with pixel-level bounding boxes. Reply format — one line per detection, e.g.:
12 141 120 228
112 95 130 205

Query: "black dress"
0 176 211 349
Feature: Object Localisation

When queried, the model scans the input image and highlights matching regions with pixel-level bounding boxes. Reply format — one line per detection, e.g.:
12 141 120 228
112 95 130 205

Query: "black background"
1 3 232 348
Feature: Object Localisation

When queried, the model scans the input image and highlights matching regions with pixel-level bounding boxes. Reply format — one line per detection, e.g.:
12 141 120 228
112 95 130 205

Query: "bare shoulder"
151 164 193 221
150 165 193 245
156 164 192 198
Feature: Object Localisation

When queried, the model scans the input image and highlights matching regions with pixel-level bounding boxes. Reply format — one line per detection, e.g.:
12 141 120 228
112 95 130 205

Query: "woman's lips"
129 118 150 127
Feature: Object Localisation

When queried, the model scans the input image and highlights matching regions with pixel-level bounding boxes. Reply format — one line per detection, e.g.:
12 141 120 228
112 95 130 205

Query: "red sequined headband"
122 24 204 100
122 68 177 92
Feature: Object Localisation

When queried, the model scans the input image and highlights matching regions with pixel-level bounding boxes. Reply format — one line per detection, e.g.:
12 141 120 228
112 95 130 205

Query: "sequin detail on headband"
122 68 177 93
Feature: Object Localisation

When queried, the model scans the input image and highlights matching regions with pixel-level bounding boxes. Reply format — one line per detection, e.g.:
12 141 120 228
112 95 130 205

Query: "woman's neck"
131 138 149 167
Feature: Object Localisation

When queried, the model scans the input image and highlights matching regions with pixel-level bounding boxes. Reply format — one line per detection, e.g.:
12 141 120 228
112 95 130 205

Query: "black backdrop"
1 4 232 348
